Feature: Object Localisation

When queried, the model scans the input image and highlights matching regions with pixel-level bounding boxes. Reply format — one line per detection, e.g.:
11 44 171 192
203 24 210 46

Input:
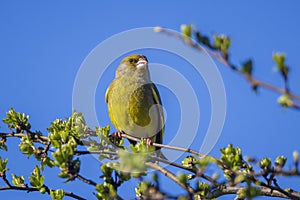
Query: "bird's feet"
143 138 153 148
112 131 123 139
111 131 123 145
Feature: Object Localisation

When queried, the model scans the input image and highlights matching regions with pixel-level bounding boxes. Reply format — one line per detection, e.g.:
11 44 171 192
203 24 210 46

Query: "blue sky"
1 1 300 199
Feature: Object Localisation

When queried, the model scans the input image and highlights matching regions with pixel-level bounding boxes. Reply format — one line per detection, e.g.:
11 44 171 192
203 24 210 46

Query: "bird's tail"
156 149 168 160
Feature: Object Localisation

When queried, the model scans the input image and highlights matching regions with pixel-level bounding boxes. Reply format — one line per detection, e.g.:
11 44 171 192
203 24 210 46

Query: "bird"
105 54 165 157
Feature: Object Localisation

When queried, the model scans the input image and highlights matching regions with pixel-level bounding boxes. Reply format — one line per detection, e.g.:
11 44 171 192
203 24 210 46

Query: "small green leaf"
58 171 70 179
241 59 253 76
130 139 154 154
2 108 31 131
40 157 56 171
197 182 209 197
220 144 243 172
177 173 187 185
0 138 8 151
12 174 25 187
29 165 44 189
118 149 148 176
197 156 216 169
234 174 246 184
273 52 289 80
119 171 131 182
0 157 9 174
237 188 247 199
19 142 35 157
182 156 197 169
181 24 193 39
237 185 261 199
48 111 86 149
101 164 113 177
87 138 100 151
213 34 231 59
96 126 110 138
50 189 65 200
135 181 154 198
52 142 75 168
71 111 88 137
96 183 117 200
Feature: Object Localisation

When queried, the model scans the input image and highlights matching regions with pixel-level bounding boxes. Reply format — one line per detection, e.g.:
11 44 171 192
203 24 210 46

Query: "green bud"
182 156 197 168
101 164 113 177
50 189 65 200
237 188 247 199
234 174 246 184
213 34 231 59
273 53 285 69
197 182 209 196
285 188 293 193
181 24 193 38
241 60 253 76
135 181 153 197
177 173 187 185
39 187 47 194
259 158 271 170
119 171 131 182
273 52 289 79
0 138 8 151
275 156 287 168
220 144 243 171
277 94 293 108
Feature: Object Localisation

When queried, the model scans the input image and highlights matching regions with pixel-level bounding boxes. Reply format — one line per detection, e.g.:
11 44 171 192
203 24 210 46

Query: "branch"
207 186 300 199
121 133 206 157
2 129 300 199
0 132 49 144
154 27 300 107
0 174 85 200
145 162 195 195
251 175 300 200
76 174 97 186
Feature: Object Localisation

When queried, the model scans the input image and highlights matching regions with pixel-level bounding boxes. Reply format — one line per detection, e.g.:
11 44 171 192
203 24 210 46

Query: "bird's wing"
150 83 164 145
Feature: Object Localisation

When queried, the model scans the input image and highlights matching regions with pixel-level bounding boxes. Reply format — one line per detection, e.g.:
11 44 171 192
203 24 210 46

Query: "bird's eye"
128 58 134 63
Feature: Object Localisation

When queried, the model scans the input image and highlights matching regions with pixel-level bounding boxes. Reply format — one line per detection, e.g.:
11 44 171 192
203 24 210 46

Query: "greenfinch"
105 54 164 154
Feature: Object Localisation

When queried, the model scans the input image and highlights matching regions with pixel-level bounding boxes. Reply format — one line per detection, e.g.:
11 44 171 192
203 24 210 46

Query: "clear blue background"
1 1 300 199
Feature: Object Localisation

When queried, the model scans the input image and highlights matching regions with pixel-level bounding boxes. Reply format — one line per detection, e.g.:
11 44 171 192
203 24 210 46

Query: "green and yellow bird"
105 54 164 154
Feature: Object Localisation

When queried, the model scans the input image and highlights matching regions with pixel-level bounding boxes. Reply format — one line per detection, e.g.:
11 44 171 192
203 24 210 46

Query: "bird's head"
116 54 149 78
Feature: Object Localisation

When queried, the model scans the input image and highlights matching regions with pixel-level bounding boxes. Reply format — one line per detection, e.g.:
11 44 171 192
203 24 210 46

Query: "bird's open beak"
136 59 148 69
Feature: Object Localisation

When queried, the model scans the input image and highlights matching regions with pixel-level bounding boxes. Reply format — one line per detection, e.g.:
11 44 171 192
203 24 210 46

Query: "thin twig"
0 186 86 200
145 162 195 195
76 174 97 186
0 175 85 200
207 185 300 199
155 27 300 104
121 133 206 157
0 132 49 144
